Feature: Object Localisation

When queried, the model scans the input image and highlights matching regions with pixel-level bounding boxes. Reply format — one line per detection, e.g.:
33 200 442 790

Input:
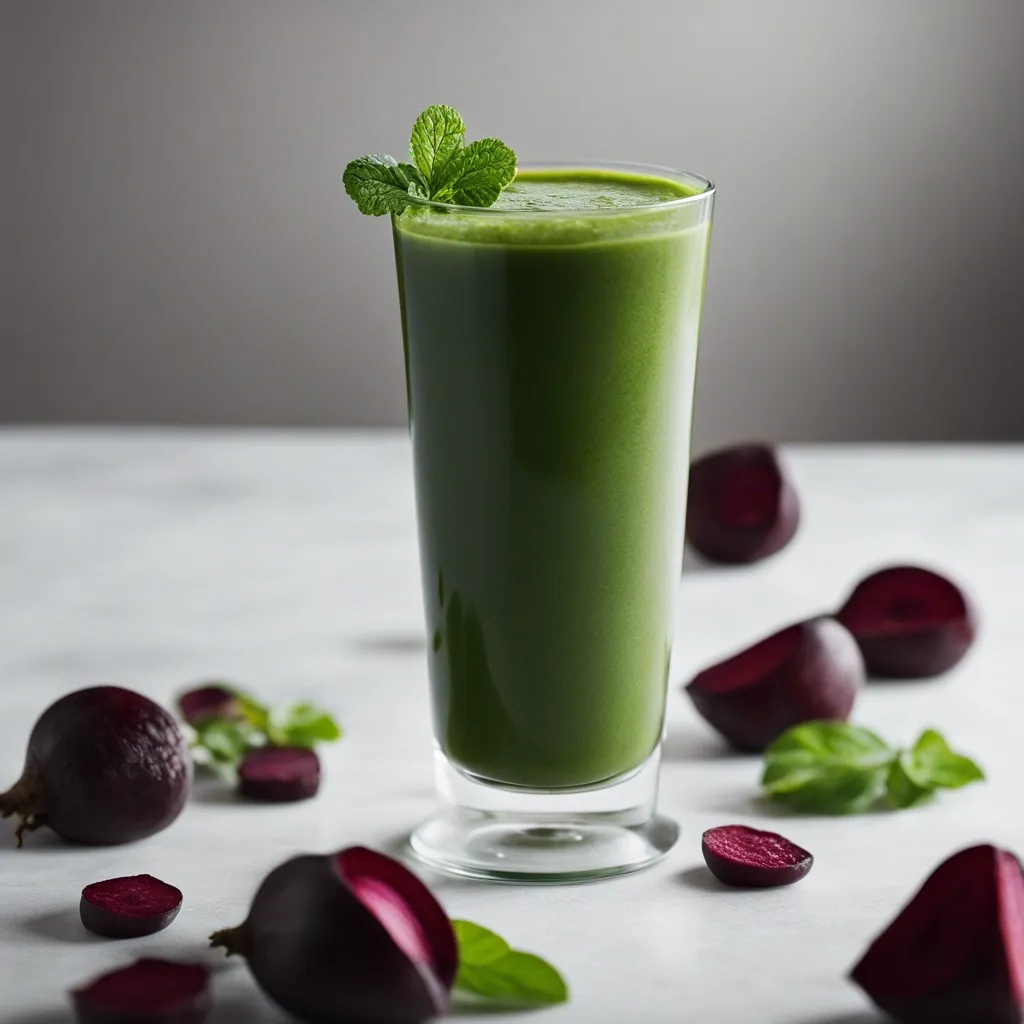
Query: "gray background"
3 0 1023 447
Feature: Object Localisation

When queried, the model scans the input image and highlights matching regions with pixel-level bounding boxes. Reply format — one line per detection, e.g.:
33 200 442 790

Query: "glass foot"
409 746 678 883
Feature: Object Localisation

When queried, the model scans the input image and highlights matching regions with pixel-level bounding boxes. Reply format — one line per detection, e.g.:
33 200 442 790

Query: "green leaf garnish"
183 685 342 776
762 721 984 815
344 105 516 216
452 920 568 1006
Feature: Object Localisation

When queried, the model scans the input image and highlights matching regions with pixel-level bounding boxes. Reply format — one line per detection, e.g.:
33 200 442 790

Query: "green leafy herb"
183 685 342 777
452 920 568 1006
344 105 516 216
762 722 984 815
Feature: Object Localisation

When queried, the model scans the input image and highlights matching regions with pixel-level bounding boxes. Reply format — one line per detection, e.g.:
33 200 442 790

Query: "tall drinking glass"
394 163 714 881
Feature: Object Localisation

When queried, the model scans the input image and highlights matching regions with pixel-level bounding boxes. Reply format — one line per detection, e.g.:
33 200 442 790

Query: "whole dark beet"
686 617 864 752
72 958 211 1023
0 686 191 846
851 844 1024 1023
686 444 801 564
211 846 457 1024
837 565 977 678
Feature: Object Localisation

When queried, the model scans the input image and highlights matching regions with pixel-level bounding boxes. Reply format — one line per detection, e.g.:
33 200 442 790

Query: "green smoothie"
393 168 712 789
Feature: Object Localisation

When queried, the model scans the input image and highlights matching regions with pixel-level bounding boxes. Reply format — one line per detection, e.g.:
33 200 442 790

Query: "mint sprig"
762 722 984 815
183 685 343 778
344 105 516 216
453 920 568 1007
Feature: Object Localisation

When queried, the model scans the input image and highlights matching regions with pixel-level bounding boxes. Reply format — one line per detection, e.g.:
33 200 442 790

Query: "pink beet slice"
686 617 864 752
211 846 458 1023
178 684 241 726
851 844 1024 1023
80 874 183 939
238 746 320 802
702 825 813 887
71 958 211 1023
686 444 800 564
837 565 976 678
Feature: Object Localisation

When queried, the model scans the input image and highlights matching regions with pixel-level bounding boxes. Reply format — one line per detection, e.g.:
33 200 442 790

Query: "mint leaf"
343 154 418 216
410 105 466 193
909 729 985 790
232 689 270 733
434 138 517 206
452 920 510 967
452 920 568 1006
268 702 343 748
191 718 263 779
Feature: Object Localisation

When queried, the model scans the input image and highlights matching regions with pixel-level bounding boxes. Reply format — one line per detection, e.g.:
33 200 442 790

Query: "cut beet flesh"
686 444 800 564
0 686 191 846
238 746 320 802
851 844 1024 1023
178 685 241 726
72 958 211 1023
686 617 864 752
210 846 457 1024
80 874 183 938
702 825 813 887
837 565 976 678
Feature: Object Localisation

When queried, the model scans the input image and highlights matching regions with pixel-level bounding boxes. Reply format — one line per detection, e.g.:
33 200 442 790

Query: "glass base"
409 746 678 883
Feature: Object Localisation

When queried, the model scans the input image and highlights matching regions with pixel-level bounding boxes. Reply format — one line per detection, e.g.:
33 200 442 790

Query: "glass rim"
403 160 715 218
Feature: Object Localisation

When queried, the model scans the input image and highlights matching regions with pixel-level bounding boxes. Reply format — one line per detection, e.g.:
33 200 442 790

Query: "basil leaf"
886 752 935 809
457 952 568 1005
452 920 510 967
766 721 892 761
268 702 343 748
908 729 985 790
409 105 466 193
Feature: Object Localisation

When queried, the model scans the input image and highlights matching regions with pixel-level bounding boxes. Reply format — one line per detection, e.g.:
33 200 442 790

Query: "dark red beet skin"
178 684 241 726
211 846 457 1024
686 444 801 564
702 825 813 887
80 874 183 938
686 617 864 752
72 958 211 1023
238 746 321 803
837 565 977 678
851 844 1024 1023
0 686 191 846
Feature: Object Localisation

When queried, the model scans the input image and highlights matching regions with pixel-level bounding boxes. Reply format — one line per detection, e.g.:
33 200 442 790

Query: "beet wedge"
851 844 1024 1023
837 565 976 678
686 444 800 564
686 617 864 752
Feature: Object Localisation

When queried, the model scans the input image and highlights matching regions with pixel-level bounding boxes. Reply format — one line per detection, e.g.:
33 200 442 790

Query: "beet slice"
686 444 800 564
238 746 321 802
178 684 241 726
80 874 183 938
71 958 211 1023
837 565 976 678
685 617 864 752
851 844 1024 1023
0 686 191 846
702 825 813 887
211 846 458 1023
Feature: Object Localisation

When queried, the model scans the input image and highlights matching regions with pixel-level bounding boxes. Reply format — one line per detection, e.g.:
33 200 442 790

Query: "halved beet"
71 958 211 1023
702 825 813 887
686 617 864 752
80 874 183 938
837 565 976 678
238 746 320 802
686 444 800 564
178 684 241 726
211 846 458 1023
851 844 1024 1023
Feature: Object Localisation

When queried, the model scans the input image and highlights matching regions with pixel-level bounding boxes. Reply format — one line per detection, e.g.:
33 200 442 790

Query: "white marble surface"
1 430 1022 1024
